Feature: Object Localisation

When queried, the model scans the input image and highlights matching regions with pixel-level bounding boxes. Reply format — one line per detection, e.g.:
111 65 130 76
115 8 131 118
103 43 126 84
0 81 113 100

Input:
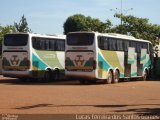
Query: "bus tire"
105 70 113 84
79 79 86 84
113 70 120 83
53 69 60 81
88 80 97 84
19 77 29 82
143 69 148 81
44 69 52 82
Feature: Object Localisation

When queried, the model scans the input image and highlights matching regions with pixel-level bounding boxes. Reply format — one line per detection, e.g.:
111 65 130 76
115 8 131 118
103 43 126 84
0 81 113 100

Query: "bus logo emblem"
11 55 19 65
74 55 85 66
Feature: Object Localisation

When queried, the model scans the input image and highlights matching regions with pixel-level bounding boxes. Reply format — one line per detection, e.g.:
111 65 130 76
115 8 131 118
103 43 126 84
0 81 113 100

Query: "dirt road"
0 75 160 119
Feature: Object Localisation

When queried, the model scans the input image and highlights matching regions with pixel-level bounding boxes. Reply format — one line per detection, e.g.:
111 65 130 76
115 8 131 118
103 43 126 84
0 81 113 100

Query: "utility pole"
120 0 122 25
110 0 133 25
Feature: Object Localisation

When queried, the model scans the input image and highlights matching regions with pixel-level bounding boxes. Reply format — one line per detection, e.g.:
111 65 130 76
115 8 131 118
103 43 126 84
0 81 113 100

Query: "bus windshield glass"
4 34 28 46
67 33 94 46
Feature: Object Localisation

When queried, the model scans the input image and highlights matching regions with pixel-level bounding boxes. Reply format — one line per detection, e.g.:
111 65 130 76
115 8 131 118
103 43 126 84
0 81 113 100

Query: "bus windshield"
4 34 28 46
67 33 94 46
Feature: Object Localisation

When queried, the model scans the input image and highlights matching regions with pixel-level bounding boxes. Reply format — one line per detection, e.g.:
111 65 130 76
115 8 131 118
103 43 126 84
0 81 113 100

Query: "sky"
0 0 160 35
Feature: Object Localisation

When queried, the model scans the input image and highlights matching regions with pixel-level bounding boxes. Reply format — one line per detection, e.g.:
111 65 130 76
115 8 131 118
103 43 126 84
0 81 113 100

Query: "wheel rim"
114 71 119 83
143 70 147 80
107 71 112 84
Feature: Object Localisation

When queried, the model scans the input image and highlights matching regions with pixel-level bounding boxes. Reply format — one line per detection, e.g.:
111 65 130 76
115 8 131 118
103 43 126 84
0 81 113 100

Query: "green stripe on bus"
32 53 48 70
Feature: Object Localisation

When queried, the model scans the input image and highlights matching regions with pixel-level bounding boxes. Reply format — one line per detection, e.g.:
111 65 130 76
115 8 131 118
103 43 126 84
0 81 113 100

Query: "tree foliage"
14 15 31 33
113 13 160 45
64 13 160 46
0 25 15 45
0 15 32 56
0 25 15 56
63 14 112 34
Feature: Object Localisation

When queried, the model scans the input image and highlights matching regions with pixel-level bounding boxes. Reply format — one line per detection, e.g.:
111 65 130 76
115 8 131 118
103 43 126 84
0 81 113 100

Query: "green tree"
64 13 160 45
63 14 87 34
0 25 15 44
14 15 31 33
0 25 15 56
112 13 160 45
63 14 112 34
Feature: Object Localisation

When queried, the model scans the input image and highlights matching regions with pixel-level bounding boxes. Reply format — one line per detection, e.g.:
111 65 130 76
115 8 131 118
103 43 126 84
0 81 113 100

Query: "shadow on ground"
0 78 80 86
13 103 160 115
0 76 160 86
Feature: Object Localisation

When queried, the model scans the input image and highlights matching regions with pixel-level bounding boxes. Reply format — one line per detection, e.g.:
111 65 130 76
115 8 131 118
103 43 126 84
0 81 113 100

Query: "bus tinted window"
124 41 129 52
56 40 65 51
98 36 109 50
49 40 56 51
129 41 149 53
32 37 65 51
142 43 148 49
136 43 141 53
117 39 124 51
149 43 153 54
4 34 28 46
98 37 126 51
67 33 94 46
108 38 117 51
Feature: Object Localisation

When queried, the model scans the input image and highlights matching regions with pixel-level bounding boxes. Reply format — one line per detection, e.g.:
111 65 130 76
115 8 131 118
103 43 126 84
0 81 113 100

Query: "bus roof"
5 32 66 39
67 31 151 44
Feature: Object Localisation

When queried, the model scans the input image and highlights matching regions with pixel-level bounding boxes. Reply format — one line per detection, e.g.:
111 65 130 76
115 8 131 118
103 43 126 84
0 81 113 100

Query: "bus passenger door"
124 47 137 77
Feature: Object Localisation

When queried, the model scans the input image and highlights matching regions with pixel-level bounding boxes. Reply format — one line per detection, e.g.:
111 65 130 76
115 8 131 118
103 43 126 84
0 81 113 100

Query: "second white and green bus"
2 33 65 81
65 32 153 84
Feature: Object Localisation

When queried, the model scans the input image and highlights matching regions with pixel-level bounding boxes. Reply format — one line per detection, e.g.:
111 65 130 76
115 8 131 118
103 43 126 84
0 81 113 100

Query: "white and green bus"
2 33 65 81
65 32 153 84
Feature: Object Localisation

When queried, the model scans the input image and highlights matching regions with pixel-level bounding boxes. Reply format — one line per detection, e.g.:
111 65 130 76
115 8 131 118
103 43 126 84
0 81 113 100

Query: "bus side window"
32 37 65 51
56 40 65 51
149 43 153 55
124 40 129 52
117 39 123 51
136 42 142 53
32 37 37 49
104 37 108 50
45 39 50 50
98 36 104 49
98 36 108 50
142 43 147 49
49 40 56 51
108 38 117 51
142 43 149 53
33 38 42 50
130 41 136 48
40 38 45 50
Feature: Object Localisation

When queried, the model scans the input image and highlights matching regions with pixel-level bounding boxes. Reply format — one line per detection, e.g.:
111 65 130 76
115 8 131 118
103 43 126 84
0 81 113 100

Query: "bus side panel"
31 49 64 78
126 48 151 78
128 47 137 77
138 49 147 76
98 49 124 79
143 54 151 71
